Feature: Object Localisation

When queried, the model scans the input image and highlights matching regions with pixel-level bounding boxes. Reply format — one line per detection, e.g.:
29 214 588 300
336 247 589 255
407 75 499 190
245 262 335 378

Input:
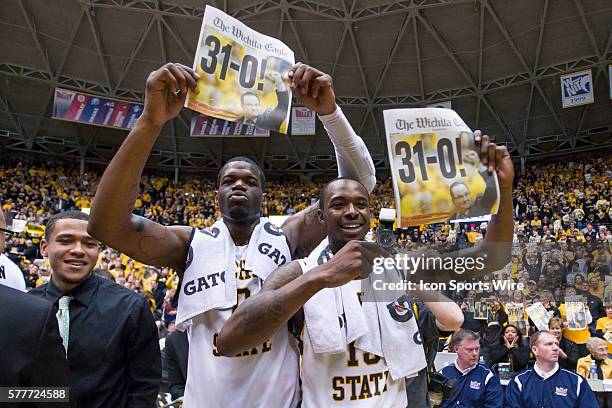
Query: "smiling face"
40 218 100 288
450 183 473 214
216 161 264 223
241 93 261 121
319 179 370 252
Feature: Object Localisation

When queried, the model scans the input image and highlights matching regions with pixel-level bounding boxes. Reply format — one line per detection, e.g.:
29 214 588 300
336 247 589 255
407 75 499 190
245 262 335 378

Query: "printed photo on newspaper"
187 5 294 134
526 302 552 332
383 108 500 227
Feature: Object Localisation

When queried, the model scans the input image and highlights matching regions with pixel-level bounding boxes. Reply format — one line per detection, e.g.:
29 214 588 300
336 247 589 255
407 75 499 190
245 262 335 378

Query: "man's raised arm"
88 64 198 272
281 63 376 259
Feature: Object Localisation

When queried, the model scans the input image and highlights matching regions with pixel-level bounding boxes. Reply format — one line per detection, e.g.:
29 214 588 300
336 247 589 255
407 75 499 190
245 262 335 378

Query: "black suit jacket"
0 284 69 407
165 330 189 401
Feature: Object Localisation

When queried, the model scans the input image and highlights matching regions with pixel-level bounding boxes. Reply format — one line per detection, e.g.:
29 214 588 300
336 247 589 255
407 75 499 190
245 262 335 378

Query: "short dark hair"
500 324 523 346
530 330 555 349
449 329 480 351
318 177 368 211
241 91 260 105
45 210 90 239
217 156 266 189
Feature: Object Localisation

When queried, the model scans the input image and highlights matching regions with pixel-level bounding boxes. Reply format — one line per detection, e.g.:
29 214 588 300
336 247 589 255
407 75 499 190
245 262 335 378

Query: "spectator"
506 331 599 407
576 337 611 379
438 329 503 408
489 324 530 375
548 317 580 370
29 211 161 408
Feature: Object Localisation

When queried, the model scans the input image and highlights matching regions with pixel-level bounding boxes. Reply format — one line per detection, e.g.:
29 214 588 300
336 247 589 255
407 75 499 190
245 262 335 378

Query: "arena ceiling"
0 0 611 176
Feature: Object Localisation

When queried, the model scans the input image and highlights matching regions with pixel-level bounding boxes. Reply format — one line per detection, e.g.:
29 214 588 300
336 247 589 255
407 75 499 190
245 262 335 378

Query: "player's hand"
317 241 390 288
288 63 336 116
141 63 199 128
474 130 514 191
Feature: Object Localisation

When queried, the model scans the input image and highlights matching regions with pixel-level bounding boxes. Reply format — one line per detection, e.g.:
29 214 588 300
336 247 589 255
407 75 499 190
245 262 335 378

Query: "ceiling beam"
18 0 53 74
85 5 114 90
417 10 519 147
113 15 156 94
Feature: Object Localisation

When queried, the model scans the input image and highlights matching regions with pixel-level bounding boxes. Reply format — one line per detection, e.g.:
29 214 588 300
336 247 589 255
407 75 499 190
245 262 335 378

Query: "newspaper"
383 108 499 227
187 6 294 133
565 300 587 330
474 301 488 320
506 303 527 336
526 302 552 332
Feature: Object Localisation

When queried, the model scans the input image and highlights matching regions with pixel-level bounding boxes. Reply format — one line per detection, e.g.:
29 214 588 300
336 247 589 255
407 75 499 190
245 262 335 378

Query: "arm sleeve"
489 344 510 365
165 335 187 400
267 89 290 130
318 106 376 193
483 375 503 408
504 377 523 408
126 298 162 408
564 340 580 370
510 346 531 371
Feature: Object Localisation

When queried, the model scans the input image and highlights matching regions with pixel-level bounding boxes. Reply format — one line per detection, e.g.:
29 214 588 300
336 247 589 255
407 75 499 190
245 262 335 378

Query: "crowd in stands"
1 155 611 404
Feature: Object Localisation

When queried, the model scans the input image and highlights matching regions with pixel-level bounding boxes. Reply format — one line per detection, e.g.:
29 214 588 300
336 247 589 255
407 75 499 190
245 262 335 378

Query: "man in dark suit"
0 284 69 406
30 210 160 408
238 70 289 132
448 175 497 221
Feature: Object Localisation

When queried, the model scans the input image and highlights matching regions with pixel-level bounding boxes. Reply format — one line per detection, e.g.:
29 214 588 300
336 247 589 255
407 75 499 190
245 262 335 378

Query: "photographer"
437 329 503 408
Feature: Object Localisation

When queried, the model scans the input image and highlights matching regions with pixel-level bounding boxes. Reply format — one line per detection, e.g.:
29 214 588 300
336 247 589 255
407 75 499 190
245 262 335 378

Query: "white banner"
291 107 316 135
187 6 295 133
560 69 594 108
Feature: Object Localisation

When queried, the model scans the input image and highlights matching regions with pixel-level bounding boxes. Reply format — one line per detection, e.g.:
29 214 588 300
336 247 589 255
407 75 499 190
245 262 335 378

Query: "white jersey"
0 253 26 292
182 224 300 408
301 284 406 408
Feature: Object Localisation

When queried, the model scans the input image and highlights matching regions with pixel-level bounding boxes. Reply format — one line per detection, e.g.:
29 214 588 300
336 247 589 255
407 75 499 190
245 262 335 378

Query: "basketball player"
218 136 514 406
88 62 376 408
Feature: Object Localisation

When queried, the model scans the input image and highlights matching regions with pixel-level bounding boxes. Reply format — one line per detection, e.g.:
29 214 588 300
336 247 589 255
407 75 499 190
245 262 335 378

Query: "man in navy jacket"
506 331 598 408
439 329 502 408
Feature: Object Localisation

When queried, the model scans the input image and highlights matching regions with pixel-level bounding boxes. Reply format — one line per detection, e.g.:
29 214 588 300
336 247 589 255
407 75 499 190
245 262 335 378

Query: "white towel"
301 238 426 380
176 218 291 328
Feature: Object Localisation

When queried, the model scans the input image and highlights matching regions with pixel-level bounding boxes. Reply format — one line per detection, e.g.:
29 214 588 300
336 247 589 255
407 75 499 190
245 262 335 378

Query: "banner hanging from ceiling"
560 69 594 108
52 88 143 130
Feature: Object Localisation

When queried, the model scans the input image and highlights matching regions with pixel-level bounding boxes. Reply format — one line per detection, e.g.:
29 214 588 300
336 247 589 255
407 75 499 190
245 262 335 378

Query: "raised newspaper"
187 5 294 133
565 296 587 330
526 302 552 332
383 108 500 227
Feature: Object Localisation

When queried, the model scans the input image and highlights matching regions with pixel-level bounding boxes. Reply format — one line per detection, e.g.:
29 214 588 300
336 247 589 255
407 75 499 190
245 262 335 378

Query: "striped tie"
56 296 72 356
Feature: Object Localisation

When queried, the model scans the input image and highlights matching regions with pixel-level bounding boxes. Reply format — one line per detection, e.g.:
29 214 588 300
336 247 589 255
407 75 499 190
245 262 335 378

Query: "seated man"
506 331 599 408
437 329 502 408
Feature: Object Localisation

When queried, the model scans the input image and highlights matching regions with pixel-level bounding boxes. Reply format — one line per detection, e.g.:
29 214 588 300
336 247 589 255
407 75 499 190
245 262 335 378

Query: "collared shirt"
534 362 559 379
30 274 161 408
455 360 478 375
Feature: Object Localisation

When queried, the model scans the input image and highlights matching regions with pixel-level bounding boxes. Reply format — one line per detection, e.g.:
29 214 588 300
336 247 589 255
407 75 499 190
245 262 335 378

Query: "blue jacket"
440 363 503 408
505 365 599 408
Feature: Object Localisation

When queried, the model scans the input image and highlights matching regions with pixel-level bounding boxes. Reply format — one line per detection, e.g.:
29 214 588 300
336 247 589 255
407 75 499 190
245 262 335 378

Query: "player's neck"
224 217 260 246
535 360 556 373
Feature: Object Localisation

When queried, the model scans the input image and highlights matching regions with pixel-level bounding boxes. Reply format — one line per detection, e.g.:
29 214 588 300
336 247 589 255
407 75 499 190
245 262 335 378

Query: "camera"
377 208 397 249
